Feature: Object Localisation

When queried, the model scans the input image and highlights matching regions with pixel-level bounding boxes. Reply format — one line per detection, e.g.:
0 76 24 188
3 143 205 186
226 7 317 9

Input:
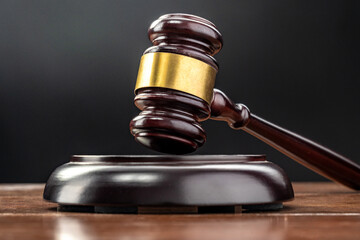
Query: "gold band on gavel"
135 52 217 104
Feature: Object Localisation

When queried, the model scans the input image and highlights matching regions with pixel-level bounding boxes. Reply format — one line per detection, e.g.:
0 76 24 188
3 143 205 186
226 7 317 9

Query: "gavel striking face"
130 13 360 189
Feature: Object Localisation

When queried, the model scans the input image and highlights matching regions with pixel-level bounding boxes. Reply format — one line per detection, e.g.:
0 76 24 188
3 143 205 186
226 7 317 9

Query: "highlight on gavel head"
130 13 223 154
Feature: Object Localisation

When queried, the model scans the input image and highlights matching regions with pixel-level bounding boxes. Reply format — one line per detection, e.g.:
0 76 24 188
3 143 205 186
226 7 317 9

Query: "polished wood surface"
210 89 360 190
145 13 223 69
0 182 359 240
130 14 360 189
131 13 222 154
130 88 211 154
43 155 293 208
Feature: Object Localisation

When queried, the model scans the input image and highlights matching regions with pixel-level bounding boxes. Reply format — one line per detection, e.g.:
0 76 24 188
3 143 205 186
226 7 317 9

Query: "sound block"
43 155 294 213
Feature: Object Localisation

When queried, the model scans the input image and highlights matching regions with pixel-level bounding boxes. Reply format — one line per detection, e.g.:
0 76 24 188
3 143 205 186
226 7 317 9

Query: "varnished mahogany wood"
130 88 210 153
145 13 223 69
131 14 360 190
210 89 360 190
130 13 221 154
43 155 294 210
1 183 360 240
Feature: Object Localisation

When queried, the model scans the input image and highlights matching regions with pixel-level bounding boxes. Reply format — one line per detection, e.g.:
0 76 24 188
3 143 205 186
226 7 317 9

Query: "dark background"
0 0 359 183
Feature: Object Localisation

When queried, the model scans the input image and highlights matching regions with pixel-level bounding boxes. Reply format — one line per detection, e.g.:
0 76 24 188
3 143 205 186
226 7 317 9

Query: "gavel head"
130 13 223 154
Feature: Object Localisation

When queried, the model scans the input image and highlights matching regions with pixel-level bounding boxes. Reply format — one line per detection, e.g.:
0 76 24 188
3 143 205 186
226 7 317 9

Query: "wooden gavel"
130 13 360 190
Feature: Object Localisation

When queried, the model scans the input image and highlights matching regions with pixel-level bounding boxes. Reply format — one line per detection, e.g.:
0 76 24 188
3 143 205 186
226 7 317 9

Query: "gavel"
130 13 360 190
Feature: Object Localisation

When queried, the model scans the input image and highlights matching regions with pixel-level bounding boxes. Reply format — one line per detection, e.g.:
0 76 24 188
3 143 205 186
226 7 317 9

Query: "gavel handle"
244 114 360 190
210 89 360 190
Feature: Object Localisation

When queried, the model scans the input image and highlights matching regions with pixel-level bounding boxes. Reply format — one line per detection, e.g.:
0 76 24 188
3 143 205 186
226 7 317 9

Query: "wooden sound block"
43 155 294 213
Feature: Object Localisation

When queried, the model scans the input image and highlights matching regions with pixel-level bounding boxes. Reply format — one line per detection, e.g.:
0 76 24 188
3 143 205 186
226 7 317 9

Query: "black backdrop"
1 0 359 183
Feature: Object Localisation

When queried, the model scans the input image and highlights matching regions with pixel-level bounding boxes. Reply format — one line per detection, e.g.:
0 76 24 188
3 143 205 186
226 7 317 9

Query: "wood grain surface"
0 182 359 240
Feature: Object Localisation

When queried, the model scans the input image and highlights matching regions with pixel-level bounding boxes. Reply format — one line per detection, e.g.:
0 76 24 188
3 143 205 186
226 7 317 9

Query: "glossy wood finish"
131 89 360 189
145 13 223 69
1 183 359 240
130 13 222 154
43 155 293 209
131 14 360 189
130 88 210 153
211 89 360 190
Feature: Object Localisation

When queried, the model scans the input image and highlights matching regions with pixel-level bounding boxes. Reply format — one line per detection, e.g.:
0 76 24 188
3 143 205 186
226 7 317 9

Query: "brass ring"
135 52 216 104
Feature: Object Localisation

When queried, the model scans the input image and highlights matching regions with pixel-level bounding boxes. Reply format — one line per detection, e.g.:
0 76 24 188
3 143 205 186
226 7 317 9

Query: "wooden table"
0 182 359 240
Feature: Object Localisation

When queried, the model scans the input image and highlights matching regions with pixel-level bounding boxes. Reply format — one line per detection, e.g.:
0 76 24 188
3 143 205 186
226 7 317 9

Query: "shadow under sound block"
43 155 294 213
